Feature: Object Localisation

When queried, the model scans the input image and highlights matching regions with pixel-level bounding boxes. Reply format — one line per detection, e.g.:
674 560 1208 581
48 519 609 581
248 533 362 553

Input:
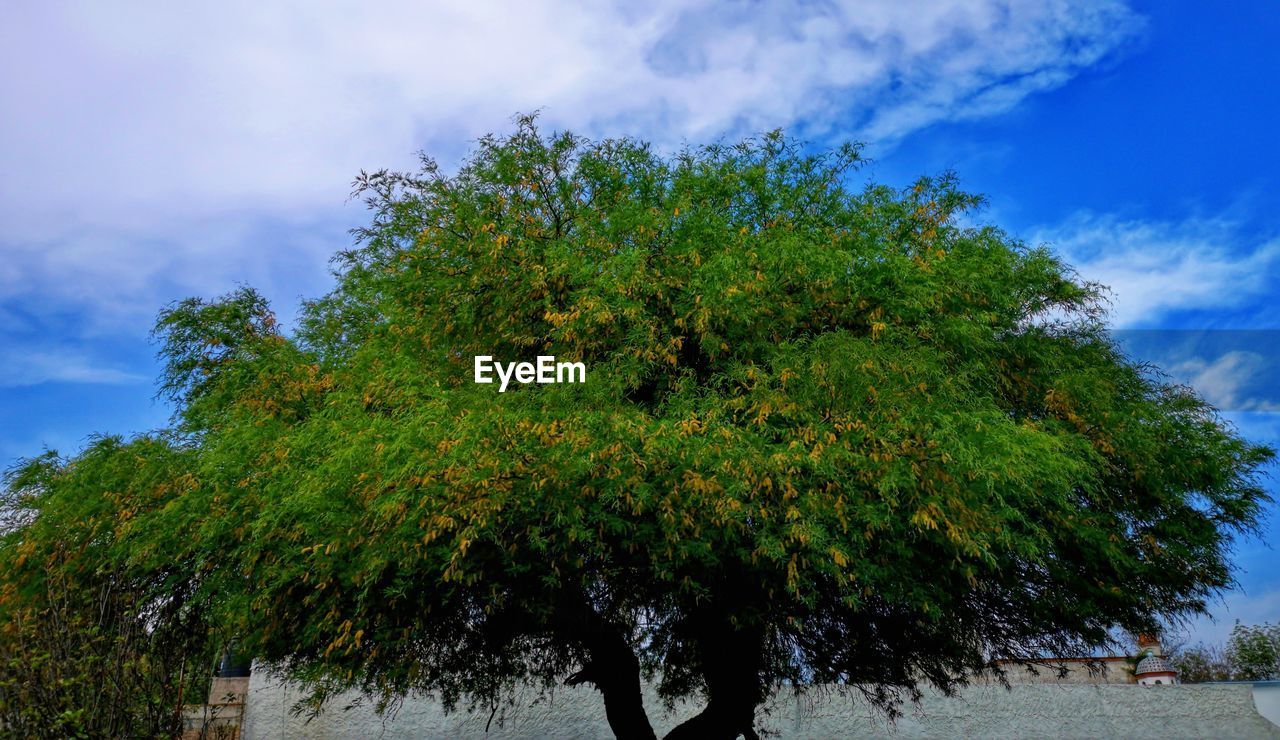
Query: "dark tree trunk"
566 625 656 740
559 593 657 740
663 617 766 740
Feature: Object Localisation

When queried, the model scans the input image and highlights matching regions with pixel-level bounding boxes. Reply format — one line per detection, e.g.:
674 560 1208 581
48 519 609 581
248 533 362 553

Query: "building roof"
1135 653 1177 677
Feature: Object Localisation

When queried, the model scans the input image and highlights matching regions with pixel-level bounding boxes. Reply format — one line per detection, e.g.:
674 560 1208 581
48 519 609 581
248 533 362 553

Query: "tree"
2 116 1273 738
1227 622 1280 680
0 439 217 737
1170 642 1232 683
1170 623 1280 682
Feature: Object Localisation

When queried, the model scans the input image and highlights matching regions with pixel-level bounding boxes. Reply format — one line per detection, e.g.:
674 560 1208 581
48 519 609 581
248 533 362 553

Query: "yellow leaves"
676 417 703 437
830 548 848 568
832 417 870 435
543 308 581 327
680 470 722 496
324 621 365 659
910 503 942 531
709 495 742 526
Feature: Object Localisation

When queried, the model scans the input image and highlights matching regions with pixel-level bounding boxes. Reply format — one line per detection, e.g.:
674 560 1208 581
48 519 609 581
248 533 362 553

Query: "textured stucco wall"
243 673 1280 739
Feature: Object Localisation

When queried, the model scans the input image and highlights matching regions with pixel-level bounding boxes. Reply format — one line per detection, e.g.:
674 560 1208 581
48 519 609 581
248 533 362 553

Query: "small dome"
1135 654 1175 677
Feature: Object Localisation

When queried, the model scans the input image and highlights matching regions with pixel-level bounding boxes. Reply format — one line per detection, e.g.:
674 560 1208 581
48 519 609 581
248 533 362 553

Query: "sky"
1 0 1276 648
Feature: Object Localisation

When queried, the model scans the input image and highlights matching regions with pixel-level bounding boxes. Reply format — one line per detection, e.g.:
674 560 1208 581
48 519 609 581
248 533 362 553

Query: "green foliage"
1170 642 1232 683
153 286 285 431
1 116 1273 736
1226 622 1280 680
0 438 218 737
1171 622 1280 682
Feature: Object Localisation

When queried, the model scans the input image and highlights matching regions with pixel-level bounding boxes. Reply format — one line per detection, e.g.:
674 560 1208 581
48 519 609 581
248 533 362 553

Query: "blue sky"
1 0 1276 647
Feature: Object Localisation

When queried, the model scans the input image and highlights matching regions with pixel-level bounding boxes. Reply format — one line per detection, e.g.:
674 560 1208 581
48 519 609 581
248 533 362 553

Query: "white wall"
242 674 1280 739
1253 683 1280 730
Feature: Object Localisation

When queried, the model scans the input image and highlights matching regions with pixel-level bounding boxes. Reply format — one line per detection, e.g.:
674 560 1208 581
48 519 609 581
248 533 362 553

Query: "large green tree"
2 117 1273 738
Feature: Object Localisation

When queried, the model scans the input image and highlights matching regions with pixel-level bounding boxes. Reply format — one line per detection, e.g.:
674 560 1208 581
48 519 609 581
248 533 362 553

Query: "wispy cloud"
1111 332 1280 412
1169 351 1280 413
0 349 147 388
2 2 1141 225
0 213 340 334
0 1 1141 336
1034 214 1280 327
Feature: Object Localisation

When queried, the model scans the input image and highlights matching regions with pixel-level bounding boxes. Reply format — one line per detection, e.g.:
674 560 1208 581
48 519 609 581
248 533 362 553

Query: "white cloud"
0 1 1140 334
0 210 341 333
1169 352 1280 413
1034 214 1280 327
0 1 1142 224
0 348 147 388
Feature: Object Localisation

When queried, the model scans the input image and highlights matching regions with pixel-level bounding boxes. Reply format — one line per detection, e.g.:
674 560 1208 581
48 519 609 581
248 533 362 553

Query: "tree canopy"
2 116 1273 738
1171 622 1280 683
0 438 215 736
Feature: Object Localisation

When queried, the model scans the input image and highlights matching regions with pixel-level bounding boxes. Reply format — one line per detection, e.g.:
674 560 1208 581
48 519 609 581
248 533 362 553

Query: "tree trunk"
559 594 657 740
663 618 766 740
